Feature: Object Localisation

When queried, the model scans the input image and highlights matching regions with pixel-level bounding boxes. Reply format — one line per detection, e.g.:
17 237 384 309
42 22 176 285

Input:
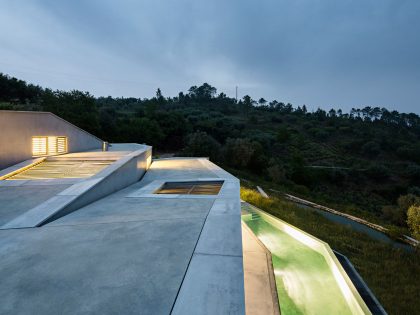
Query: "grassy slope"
230 167 400 228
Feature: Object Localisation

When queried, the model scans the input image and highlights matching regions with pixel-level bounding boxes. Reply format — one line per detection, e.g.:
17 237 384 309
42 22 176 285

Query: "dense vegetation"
240 187 420 315
1 72 419 237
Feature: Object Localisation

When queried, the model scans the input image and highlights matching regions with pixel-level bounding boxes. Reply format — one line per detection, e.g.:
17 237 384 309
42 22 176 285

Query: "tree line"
0 72 419 238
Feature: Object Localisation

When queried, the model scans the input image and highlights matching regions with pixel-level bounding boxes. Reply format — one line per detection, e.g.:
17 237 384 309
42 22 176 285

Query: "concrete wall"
0 111 104 170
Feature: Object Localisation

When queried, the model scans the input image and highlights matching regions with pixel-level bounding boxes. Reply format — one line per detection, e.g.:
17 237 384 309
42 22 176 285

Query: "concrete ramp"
0 145 151 229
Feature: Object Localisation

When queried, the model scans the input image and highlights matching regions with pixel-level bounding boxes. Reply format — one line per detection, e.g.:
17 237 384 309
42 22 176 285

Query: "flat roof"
0 157 244 314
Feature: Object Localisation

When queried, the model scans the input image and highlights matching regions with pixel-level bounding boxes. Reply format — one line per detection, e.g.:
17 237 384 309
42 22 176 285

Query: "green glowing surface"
242 213 353 315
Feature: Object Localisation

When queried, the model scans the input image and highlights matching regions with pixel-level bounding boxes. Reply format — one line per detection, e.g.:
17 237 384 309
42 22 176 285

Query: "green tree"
407 205 420 240
366 164 390 180
258 98 267 106
398 194 420 213
223 138 256 168
42 90 100 135
289 152 310 185
382 206 404 226
361 141 381 157
242 95 255 109
267 163 286 183
276 127 290 143
153 111 190 149
123 118 165 147
328 108 336 117
156 88 163 99
155 88 165 104
397 144 420 163
183 131 221 162
188 83 217 100
384 194 420 226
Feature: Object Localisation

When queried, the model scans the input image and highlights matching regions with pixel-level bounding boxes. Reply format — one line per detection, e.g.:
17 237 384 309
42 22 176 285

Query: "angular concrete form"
0 157 245 314
0 111 245 314
1 144 152 229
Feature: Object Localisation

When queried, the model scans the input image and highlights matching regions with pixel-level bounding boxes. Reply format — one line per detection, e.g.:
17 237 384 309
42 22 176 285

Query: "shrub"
366 164 390 180
361 141 381 157
276 127 290 143
397 194 420 212
183 131 221 162
267 164 286 183
223 138 262 169
240 187 274 209
397 144 420 163
407 205 420 240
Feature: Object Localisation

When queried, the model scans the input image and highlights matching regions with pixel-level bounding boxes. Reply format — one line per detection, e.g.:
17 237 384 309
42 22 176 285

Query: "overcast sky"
0 0 419 113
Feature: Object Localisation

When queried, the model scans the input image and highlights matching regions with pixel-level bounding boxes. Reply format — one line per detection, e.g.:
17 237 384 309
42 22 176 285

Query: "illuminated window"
57 137 67 154
32 136 68 156
32 137 48 156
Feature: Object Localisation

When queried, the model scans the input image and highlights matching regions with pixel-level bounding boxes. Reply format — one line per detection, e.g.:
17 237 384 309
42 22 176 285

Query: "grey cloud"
0 0 419 113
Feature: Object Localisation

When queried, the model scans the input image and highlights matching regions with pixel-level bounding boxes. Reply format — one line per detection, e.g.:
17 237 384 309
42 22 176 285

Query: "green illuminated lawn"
243 214 353 315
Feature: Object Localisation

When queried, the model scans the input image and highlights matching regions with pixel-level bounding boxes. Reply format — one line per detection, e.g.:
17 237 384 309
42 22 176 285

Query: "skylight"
155 181 223 195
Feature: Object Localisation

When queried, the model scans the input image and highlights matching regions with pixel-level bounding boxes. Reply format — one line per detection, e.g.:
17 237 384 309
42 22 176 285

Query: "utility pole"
235 86 238 102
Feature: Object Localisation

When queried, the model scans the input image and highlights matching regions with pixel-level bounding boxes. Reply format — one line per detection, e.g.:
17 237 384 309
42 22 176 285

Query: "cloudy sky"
0 0 419 113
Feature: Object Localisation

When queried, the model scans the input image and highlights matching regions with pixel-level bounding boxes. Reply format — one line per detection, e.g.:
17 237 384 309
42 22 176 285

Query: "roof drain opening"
155 181 224 195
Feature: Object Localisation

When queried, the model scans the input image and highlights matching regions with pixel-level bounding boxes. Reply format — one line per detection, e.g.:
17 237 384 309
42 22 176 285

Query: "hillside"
1 72 419 238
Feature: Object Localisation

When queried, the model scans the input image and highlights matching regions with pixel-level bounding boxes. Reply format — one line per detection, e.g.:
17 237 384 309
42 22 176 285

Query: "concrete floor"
0 184 70 225
0 218 203 314
0 158 244 314
140 158 219 185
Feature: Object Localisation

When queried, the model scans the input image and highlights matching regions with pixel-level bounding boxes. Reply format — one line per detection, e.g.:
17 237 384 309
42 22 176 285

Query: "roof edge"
0 110 104 143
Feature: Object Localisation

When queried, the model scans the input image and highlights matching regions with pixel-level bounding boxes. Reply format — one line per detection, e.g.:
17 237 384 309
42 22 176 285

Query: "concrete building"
0 111 379 315
0 111 250 314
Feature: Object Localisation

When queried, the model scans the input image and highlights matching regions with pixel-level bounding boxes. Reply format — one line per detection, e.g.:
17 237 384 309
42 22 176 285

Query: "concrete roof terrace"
0 157 244 314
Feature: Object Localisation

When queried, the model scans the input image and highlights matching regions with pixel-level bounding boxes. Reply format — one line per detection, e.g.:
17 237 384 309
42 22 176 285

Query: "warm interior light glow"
32 137 47 156
57 136 67 154
32 136 68 156
48 137 57 154
155 181 223 195
146 155 152 169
